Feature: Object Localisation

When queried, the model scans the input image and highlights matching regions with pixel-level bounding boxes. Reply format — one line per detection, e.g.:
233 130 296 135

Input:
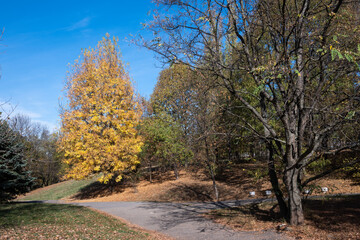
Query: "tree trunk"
207 158 219 201
149 162 152 183
212 174 219 202
205 157 219 201
267 142 288 219
227 133 232 162
260 93 289 219
204 137 219 201
285 168 304 225
173 163 179 180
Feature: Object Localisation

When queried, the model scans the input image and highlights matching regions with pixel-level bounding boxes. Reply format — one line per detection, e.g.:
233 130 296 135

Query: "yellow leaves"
91 116 100 122
196 16 206 22
60 34 144 184
115 175 122 182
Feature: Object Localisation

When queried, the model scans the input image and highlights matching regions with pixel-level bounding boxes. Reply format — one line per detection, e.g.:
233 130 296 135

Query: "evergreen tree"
0 117 34 201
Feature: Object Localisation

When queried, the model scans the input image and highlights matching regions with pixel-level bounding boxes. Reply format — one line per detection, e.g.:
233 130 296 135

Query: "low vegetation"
0 203 158 240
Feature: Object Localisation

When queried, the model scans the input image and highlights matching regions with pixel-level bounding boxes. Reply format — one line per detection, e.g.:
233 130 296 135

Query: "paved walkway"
72 199 291 240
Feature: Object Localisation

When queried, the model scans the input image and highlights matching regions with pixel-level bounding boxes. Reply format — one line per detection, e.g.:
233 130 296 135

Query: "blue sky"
0 0 162 131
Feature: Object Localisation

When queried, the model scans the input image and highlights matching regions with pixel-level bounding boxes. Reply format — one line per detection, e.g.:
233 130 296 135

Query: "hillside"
18 165 360 203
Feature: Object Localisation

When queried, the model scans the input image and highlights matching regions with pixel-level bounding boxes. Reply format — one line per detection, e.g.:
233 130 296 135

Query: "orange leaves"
60 35 143 183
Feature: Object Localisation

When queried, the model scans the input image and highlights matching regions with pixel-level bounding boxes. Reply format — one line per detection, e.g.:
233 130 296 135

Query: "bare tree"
9 114 33 137
9 114 63 187
141 0 360 225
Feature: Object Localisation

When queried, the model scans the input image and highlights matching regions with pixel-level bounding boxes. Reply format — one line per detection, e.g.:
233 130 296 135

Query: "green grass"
0 203 152 240
20 177 97 201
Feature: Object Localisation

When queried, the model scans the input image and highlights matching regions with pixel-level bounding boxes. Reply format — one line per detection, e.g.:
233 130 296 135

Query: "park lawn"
0 203 158 240
19 177 97 201
206 195 360 240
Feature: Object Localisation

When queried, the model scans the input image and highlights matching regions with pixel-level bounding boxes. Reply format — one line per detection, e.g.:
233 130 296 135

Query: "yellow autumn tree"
59 35 143 184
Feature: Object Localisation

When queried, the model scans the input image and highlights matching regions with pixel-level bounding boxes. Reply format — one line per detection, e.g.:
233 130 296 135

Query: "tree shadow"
212 195 360 235
137 201 226 232
142 170 179 184
154 176 272 202
218 202 283 226
71 181 127 199
302 196 360 233
350 181 360 186
0 202 82 228
157 182 214 202
215 163 268 187
135 201 279 239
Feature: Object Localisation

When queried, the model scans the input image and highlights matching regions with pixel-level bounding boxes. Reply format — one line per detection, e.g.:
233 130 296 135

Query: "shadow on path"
74 199 288 240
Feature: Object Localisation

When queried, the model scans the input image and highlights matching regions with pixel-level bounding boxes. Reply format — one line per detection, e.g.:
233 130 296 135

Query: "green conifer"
0 117 34 201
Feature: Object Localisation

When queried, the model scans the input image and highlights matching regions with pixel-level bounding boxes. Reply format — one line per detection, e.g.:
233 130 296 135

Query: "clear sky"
0 0 162 131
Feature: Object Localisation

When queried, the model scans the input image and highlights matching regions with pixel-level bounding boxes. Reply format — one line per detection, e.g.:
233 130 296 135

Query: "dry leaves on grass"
206 196 360 240
0 203 164 240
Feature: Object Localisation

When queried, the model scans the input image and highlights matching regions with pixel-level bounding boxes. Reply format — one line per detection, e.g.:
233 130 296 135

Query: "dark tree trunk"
149 162 152 183
267 142 288 220
284 131 305 225
211 173 219 201
261 93 289 220
173 163 179 180
205 137 219 201
285 168 304 225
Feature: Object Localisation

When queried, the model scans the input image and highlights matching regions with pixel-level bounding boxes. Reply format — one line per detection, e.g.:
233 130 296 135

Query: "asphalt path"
72 199 291 240
38 193 360 240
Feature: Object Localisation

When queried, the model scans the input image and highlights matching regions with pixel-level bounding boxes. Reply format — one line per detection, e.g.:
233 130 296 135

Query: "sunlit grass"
20 177 98 201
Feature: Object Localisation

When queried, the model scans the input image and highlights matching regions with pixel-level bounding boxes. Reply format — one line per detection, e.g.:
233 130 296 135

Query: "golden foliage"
59 35 143 183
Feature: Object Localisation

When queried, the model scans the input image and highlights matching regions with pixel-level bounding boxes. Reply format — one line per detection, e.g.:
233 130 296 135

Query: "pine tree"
60 35 143 184
0 117 34 202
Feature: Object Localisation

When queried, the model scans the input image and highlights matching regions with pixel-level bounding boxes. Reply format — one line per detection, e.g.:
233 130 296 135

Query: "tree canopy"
141 0 360 225
60 35 143 184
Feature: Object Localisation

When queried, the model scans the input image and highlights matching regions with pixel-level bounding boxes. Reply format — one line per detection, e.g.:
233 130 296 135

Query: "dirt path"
72 199 291 240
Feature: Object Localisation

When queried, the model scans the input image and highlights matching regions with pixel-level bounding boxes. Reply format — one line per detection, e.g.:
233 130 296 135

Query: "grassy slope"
20 178 97 201
0 203 155 240
19 167 360 203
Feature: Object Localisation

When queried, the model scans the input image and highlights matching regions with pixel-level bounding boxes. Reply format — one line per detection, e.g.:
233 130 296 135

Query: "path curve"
71 199 291 240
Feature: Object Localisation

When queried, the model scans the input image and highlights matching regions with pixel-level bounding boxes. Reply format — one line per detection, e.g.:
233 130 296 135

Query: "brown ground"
206 195 360 240
22 165 360 203
62 166 360 203
64 167 274 202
